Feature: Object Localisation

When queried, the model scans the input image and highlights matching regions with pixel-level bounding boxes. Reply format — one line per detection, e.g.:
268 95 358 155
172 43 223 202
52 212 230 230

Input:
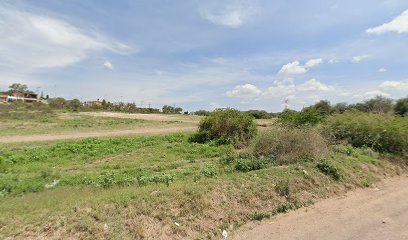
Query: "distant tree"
394 97 408 116
68 99 81 111
332 103 349 114
245 110 273 119
364 96 394 114
48 97 67 109
8 83 28 97
194 110 210 116
307 100 332 115
162 105 182 114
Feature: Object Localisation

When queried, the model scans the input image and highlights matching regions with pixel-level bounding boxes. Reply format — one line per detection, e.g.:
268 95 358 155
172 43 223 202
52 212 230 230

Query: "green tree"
68 99 81 111
8 83 28 97
48 97 66 109
364 96 394 114
394 97 408 116
308 100 332 115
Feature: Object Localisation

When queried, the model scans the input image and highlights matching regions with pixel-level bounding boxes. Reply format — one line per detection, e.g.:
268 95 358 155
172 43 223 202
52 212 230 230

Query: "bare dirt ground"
0 125 197 143
235 176 408 240
78 112 202 123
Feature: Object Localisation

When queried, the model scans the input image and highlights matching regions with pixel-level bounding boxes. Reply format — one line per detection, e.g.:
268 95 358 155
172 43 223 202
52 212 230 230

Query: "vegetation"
0 110 184 136
278 108 325 127
1 86 408 239
190 108 257 147
323 112 408 155
252 127 329 164
0 131 403 239
395 97 408 116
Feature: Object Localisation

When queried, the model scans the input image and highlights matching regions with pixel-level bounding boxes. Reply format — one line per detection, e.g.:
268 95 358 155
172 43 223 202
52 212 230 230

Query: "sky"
1 0 408 112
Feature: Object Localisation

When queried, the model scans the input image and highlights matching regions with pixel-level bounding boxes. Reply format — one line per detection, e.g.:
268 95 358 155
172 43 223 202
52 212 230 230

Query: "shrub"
278 108 324 127
323 112 408 155
200 165 217 177
235 158 272 172
252 127 329 165
317 161 341 181
395 97 408 116
191 109 257 147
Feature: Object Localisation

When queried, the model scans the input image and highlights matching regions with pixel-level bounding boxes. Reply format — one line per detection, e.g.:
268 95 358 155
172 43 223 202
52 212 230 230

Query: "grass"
0 132 404 239
0 111 188 136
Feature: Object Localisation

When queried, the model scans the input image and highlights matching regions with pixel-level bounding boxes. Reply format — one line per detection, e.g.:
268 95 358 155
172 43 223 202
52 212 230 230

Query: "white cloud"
278 61 307 76
328 58 340 64
304 58 323 68
362 90 390 98
351 55 370 63
278 58 323 76
297 79 334 92
0 6 132 72
226 84 262 98
378 68 387 73
103 61 114 70
200 2 256 28
379 80 408 90
367 9 408 34
263 79 296 98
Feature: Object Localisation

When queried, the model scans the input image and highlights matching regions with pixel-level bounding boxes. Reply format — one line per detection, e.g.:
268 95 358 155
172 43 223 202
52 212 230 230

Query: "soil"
0 125 197 143
235 176 408 240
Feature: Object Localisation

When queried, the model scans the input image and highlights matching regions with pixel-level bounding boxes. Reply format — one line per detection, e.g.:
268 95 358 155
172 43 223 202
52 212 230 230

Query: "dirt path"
235 176 408 240
0 126 197 143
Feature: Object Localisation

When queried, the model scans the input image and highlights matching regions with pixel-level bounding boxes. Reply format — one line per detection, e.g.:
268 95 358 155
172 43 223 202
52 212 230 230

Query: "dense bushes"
252 127 329 164
395 97 408 116
278 108 324 127
190 109 257 147
323 112 408 155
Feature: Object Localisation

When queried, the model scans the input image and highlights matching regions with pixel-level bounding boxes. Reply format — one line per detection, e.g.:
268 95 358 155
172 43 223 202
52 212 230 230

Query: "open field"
0 111 197 137
1 110 407 239
1 130 406 239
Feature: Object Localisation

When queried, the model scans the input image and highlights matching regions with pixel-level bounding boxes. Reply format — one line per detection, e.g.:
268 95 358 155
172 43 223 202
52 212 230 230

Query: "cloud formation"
278 58 323 76
297 79 334 92
351 55 370 63
0 6 131 72
380 80 408 90
103 61 114 70
367 9 408 34
199 1 256 28
226 84 262 98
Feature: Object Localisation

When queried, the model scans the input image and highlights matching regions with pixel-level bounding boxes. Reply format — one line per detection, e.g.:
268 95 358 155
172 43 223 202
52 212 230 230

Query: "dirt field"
79 112 202 123
0 125 197 143
235 176 408 240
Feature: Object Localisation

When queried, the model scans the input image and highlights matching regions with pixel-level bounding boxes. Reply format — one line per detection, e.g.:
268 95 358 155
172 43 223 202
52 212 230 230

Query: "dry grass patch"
252 127 329 164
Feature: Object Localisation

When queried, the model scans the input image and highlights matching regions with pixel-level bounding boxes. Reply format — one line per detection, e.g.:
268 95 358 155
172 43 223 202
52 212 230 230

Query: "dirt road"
235 176 408 240
0 126 197 143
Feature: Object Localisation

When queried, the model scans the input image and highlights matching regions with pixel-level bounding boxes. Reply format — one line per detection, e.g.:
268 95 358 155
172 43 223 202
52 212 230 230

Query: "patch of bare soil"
235 176 408 240
78 112 201 123
0 125 197 143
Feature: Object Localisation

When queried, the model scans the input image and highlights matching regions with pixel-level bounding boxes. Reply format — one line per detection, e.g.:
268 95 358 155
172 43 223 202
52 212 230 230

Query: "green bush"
278 108 324 127
317 161 341 181
235 158 272 172
395 97 408 116
323 112 408 155
252 127 329 165
190 109 257 147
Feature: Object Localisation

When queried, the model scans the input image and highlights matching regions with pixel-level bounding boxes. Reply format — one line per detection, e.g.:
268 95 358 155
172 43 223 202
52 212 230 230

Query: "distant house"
0 92 41 103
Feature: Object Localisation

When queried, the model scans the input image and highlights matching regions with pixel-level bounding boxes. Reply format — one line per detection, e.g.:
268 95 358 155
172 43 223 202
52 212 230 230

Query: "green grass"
0 132 403 239
0 111 184 136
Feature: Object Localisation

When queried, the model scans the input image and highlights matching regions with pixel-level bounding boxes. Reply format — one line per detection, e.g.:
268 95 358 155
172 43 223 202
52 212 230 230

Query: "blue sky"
1 0 408 111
